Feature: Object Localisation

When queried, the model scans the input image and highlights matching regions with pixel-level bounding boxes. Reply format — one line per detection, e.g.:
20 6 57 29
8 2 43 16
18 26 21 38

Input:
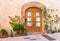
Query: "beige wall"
0 0 60 31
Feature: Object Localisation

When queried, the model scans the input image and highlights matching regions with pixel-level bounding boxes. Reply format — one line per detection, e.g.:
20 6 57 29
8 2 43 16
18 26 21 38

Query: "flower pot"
48 31 52 34
52 31 55 33
2 35 8 38
54 31 57 32
58 30 60 32
15 34 23 37
44 29 48 33
0 33 2 38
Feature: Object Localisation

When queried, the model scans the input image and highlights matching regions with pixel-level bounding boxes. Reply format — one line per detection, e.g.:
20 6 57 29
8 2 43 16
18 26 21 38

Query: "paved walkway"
0 33 60 41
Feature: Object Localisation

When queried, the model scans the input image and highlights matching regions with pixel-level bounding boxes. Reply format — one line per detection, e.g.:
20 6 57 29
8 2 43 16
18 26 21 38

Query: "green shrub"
13 23 25 34
0 29 8 35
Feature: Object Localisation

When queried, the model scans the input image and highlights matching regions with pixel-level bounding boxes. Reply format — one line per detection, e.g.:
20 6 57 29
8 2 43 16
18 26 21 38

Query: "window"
36 18 40 21
36 22 40 27
27 22 32 26
27 18 32 21
27 12 32 16
36 12 40 16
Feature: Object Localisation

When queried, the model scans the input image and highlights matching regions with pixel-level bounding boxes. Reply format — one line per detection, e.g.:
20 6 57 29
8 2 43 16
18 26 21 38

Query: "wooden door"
25 7 42 32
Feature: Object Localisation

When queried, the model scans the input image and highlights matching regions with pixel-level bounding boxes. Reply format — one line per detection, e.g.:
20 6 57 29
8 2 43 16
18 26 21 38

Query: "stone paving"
0 33 60 41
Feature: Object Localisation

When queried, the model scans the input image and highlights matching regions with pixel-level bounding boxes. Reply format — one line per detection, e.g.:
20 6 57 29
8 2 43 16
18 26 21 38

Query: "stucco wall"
0 0 60 31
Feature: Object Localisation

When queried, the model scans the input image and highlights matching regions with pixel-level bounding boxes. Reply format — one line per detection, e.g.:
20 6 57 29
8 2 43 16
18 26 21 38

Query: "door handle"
25 18 27 22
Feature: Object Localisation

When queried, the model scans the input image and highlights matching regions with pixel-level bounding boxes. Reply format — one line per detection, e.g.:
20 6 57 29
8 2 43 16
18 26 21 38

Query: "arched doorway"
21 2 45 32
25 7 42 32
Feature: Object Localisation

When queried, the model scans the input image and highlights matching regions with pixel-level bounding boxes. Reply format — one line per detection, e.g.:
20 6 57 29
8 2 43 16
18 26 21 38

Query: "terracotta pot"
48 31 52 34
54 31 57 32
15 34 23 37
52 31 55 33
44 29 48 33
0 33 2 38
2 35 8 38
58 30 60 32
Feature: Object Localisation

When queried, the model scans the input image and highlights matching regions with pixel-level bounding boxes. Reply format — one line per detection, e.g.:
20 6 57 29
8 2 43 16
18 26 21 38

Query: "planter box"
15 34 24 37
1 35 8 38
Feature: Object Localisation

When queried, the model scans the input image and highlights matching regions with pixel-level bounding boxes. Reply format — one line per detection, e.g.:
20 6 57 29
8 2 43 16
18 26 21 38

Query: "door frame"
25 7 42 32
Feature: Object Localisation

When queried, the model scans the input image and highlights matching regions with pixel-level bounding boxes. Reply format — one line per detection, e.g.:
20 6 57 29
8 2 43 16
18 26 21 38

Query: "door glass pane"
27 18 32 21
36 22 40 27
36 12 40 16
36 18 40 21
27 22 32 26
27 12 32 16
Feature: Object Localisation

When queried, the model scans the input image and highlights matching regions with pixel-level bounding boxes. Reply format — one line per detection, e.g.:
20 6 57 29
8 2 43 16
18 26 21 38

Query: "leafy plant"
9 16 20 27
54 27 57 31
43 7 52 30
20 24 25 33
44 24 48 30
48 15 51 18
13 23 25 34
9 16 25 36
43 7 47 18
0 29 8 35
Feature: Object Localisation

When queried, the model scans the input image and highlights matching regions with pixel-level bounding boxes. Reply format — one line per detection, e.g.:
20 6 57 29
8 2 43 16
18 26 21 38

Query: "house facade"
0 0 60 32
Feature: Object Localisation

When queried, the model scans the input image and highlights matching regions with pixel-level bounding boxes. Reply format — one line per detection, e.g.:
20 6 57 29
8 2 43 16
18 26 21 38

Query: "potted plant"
58 29 60 32
54 27 57 32
43 7 52 33
9 16 25 37
48 28 53 33
0 31 2 38
0 29 8 38
52 31 55 33
44 24 48 33
13 23 25 37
